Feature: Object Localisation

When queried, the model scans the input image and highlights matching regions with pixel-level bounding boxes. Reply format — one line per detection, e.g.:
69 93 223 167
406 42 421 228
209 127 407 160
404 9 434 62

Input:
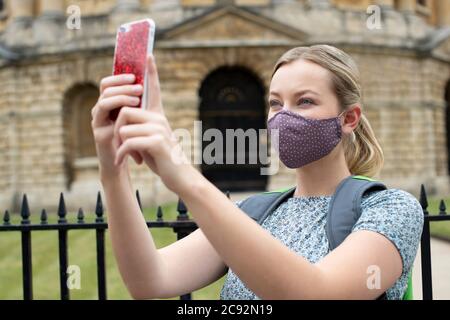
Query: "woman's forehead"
270 59 332 95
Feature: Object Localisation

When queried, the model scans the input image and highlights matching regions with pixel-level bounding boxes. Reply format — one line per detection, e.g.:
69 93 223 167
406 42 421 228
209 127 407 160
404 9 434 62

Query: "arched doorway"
62 83 99 190
199 66 268 192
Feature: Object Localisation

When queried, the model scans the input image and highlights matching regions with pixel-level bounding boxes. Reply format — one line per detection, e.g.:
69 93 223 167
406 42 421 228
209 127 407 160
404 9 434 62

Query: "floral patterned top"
219 188 424 300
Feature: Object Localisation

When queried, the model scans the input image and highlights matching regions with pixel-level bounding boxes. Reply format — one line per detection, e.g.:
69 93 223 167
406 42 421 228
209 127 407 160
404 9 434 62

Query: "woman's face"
268 59 341 121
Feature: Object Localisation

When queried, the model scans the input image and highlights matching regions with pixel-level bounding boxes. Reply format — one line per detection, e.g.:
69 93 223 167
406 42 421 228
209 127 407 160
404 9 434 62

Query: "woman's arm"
93 73 230 300
175 171 403 299
101 170 167 298
102 170 229 299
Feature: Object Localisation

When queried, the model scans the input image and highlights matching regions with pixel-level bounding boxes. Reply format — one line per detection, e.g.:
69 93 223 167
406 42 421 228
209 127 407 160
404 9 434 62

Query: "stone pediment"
158 5 307 47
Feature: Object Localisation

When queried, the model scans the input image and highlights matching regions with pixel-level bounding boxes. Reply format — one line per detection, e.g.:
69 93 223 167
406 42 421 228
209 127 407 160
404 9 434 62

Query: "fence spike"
40 209 47 225
57 193 67 223
156 206 163 222
3 210 10 226
77 208 85 223
136 189 143 213
20 194 31 225
95 191 104 223
439 199 447 215
419 184 429 215
177 198 188 220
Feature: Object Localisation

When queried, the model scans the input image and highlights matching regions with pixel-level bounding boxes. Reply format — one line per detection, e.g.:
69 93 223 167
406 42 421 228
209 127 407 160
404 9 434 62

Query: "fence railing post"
156 206 163 222
3 210 10 226
57 193 70 300
20 194 33 300
419 184 433 300
175 198 194 300
95 191 107 300
40 209 47 225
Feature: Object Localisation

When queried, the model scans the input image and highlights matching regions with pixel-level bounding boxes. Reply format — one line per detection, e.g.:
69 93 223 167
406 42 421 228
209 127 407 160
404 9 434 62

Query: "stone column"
39 0 65 17
151 0 180 11
435 0 450 26
308 0 331 9
397 0 415 12
148 0 182 29
375 0 394 8
5 0 34 47
8 0 34 20
34 0 65 43
111 0 150 33
114 0 141 12
217 0 235 5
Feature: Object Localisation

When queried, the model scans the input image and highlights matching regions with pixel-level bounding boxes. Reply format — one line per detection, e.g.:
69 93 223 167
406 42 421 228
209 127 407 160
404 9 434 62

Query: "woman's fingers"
109 124 143 165
118 123 166 166
114 107 151 139
92 95 141 127
92 79 143 128
115 136 165 166
100 74 136 94
146 55 164 114
118 123 167 142
92 124 114 144
113 107 170 139
115 120 175 168
99 95 141 111
101 84 143 99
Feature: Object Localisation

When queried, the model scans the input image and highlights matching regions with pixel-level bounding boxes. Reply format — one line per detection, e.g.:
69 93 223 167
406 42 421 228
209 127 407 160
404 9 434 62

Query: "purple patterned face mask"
267 109 345 169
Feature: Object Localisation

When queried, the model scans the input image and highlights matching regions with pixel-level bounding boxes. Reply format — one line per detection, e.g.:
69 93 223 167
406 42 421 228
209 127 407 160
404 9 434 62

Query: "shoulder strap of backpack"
238 186 296 224
326 175 387 251
328 175 388 301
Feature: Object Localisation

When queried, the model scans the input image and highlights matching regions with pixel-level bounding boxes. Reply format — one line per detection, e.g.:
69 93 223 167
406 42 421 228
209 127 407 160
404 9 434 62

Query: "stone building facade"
1 0 450 212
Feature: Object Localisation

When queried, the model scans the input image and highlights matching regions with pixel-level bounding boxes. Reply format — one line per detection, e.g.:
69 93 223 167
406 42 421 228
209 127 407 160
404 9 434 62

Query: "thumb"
146 54 164 114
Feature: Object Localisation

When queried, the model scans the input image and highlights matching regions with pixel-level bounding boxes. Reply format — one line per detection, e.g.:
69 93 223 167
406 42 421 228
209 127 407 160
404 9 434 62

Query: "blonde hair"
271 45 384 178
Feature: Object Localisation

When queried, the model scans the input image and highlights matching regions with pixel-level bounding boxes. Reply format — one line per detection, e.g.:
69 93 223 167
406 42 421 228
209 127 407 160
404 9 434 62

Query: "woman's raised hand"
91 73 145 177
113 55 194 193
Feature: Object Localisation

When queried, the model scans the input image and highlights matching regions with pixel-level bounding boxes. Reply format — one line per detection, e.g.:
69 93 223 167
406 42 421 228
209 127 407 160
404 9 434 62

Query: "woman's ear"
342 105 361 135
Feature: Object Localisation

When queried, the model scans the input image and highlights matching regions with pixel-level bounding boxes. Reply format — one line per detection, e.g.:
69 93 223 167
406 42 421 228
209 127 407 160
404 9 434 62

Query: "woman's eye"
269 100 282 108
298 98 314 106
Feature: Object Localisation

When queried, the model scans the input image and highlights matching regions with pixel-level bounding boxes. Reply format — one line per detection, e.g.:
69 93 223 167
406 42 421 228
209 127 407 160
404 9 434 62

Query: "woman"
91 45 424 300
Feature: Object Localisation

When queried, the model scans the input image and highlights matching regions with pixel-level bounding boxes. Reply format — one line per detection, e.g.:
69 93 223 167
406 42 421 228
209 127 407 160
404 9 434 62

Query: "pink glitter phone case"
110 19 155 121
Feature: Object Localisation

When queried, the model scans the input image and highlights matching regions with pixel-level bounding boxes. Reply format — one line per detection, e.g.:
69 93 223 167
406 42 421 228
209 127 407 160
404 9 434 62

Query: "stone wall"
1 1 450 212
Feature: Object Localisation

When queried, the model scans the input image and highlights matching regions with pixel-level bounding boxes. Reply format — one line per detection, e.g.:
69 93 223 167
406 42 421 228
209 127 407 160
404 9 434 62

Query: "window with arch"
62 83 99 189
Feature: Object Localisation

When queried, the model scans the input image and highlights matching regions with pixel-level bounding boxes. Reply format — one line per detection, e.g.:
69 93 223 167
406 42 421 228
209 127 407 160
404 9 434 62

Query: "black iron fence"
0 185 449 300
0 190 198 300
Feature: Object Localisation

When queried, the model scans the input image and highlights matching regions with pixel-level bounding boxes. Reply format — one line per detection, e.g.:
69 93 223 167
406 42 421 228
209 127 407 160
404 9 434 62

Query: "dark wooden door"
199 66 268 192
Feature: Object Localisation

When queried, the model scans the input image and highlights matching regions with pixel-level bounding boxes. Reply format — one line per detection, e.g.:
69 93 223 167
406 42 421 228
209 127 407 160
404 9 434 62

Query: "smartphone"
109 19 156 121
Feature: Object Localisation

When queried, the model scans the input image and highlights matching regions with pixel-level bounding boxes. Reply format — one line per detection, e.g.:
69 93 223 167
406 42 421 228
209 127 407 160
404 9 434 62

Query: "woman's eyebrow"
269 89 320 97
